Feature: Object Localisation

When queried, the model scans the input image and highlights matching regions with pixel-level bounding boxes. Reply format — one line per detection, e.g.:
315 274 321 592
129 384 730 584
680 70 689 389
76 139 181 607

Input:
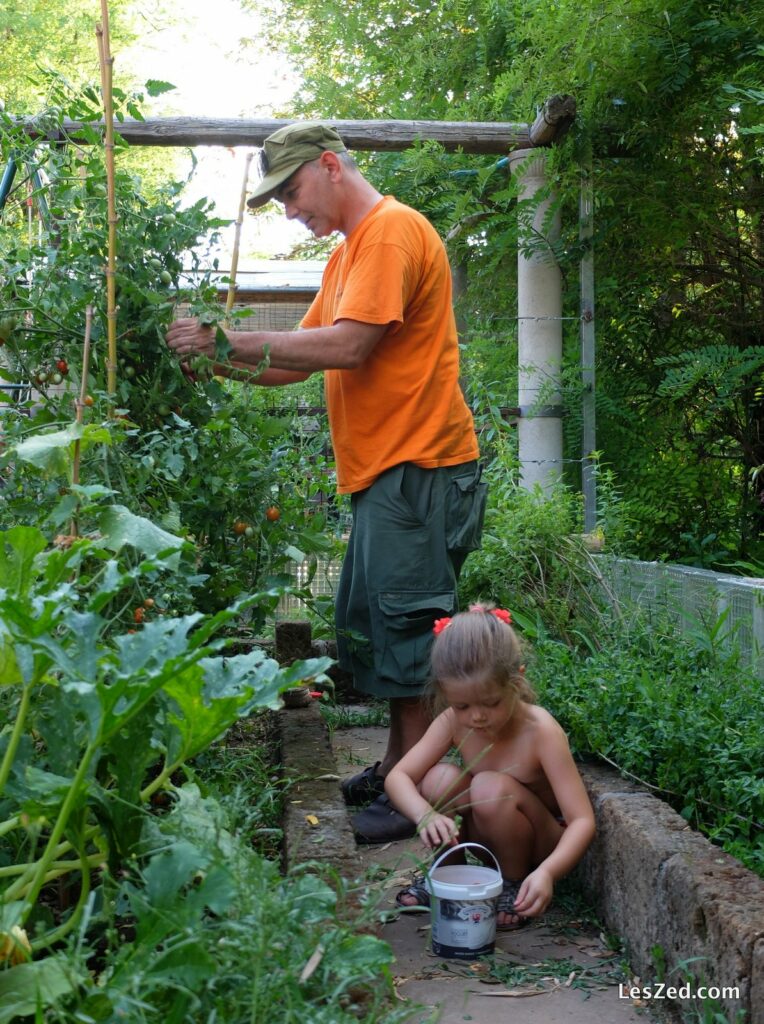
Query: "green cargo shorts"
335 460 487 699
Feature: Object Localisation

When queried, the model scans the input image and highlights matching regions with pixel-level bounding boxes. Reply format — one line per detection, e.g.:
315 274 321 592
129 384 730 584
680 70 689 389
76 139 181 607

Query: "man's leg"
378 695 432 775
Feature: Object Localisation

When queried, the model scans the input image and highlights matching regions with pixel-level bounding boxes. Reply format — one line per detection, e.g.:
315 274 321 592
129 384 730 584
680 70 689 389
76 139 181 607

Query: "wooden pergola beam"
45 96 575 156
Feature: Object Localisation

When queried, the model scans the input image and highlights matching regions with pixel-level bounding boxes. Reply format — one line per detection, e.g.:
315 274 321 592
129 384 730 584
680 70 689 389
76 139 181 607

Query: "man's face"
275 158 338 238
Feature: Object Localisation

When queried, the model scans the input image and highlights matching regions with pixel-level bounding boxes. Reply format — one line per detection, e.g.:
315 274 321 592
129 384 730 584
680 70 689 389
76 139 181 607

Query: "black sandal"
394 874 430 911
496 877 529 930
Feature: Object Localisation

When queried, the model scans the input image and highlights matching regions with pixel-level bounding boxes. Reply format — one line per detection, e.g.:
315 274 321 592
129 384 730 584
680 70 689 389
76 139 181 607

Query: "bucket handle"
426 842 502 882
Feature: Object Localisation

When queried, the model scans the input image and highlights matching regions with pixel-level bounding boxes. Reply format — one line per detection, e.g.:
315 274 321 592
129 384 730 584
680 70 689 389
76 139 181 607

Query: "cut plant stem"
225 151 254 327
71 304 94 535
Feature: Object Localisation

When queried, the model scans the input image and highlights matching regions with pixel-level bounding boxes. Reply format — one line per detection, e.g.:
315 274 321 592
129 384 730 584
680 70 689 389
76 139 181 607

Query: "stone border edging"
277 706 763 1023
278 704 359 875
579 763 764 1024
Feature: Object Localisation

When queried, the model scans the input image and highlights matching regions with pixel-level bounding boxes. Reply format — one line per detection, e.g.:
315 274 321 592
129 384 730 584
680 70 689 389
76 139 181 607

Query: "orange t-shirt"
301 196 478 494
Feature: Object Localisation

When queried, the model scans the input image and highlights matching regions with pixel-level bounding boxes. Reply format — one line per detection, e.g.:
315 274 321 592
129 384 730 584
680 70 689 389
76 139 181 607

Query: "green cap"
247 122 347 209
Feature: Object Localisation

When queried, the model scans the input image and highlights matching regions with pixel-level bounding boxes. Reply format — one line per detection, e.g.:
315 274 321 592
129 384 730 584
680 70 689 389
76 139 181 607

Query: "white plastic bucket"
425 842 503 959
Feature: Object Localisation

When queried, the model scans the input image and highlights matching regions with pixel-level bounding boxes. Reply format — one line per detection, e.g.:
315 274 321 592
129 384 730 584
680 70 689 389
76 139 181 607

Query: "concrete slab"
335 724 651 1024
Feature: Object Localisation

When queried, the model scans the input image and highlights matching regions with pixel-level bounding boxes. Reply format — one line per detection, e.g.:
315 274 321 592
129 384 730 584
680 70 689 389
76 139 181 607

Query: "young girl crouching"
384 604 596 929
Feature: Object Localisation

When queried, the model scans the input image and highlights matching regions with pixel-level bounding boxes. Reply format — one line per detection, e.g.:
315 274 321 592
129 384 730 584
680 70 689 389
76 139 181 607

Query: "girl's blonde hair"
429 603 535 714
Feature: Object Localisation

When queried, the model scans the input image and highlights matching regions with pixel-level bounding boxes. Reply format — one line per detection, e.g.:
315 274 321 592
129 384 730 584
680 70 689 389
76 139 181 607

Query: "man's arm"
167 317 390 377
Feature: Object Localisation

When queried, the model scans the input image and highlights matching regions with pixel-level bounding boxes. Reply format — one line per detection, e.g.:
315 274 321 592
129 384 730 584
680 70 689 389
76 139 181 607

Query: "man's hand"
166 318 217 361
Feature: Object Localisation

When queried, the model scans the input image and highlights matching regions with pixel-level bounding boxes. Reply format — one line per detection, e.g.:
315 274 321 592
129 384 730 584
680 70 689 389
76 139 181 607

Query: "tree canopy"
258 0 764 565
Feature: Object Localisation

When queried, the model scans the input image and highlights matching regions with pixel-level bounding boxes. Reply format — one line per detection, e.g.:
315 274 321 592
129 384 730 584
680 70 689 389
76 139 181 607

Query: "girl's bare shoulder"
522 703 567 740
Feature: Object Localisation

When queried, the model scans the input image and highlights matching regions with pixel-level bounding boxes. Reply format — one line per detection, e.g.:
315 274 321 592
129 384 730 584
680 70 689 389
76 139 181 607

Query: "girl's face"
440 677 514 739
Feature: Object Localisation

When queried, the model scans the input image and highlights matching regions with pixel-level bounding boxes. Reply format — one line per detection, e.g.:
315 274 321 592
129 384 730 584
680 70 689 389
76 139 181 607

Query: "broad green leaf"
0 641 21 685
96 505 185 563
0 527 47 596
9 764 88 819
12 423 112 475
0 956 80 1024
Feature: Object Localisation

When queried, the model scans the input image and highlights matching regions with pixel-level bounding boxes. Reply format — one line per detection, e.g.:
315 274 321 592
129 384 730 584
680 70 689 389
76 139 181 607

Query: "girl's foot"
497 878 528 929
394 874 429 911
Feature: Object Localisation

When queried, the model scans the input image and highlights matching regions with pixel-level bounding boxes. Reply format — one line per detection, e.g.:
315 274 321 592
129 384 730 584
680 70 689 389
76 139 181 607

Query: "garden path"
332 722 656 1024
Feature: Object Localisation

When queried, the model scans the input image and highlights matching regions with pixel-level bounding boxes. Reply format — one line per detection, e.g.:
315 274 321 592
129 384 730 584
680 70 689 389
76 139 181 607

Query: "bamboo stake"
96 2 118 403
225 151 254 326
71 306 94 538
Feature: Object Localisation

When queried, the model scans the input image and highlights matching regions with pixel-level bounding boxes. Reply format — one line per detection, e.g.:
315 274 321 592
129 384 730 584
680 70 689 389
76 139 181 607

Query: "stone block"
751 938 764 1024
275 619 313 664
576 762 763 1023
278 704 358 876
581 792 708 977
658 846 764 1022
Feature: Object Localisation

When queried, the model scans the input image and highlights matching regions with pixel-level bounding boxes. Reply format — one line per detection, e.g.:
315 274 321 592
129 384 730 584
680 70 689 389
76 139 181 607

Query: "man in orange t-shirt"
166 122 486 844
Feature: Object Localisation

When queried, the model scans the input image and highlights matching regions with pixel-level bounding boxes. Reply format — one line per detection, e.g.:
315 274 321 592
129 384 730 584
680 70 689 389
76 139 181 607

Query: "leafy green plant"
1 784 419 1024
0 524 331 967
1 76 340 613
458 477 617 648
530 623 764 873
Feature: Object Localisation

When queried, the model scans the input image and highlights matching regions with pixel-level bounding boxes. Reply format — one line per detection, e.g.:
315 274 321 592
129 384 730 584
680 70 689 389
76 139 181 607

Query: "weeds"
488 952 628 994
321 700 391 737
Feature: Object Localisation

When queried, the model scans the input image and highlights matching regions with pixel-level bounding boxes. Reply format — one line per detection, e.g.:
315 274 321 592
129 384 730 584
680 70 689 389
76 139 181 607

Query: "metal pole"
580 158 597 531
509 149 563 494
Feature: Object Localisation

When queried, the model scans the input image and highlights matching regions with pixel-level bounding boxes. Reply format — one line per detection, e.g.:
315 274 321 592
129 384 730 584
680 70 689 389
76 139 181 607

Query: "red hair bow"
433 608 512 635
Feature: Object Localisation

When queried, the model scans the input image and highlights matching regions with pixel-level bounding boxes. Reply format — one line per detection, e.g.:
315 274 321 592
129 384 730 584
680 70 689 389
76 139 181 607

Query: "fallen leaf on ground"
299 944 324 983
479 982 561 998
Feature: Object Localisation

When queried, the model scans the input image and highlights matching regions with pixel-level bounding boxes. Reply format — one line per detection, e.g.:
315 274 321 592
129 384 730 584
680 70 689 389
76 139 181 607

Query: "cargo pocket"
446 465 488 555
375 591 455 685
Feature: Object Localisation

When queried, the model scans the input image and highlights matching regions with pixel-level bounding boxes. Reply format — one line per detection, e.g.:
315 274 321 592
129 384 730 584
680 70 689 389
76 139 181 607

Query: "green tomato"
124 365 136 378
50 372 63 385
162 213 177 226
0 316 16 342
157 403 171 417
149 258 163 271
159 270 172 285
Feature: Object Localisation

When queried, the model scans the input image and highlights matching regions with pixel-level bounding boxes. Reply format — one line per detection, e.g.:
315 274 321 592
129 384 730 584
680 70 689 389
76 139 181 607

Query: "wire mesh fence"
601 557 764 678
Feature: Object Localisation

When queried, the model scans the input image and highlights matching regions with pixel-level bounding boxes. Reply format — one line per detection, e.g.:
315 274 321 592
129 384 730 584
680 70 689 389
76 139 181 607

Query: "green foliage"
1 785 414 1023
0 525 332 954
1 76 341 612
458 468 617 647
259 0 764 566
531 628 764 875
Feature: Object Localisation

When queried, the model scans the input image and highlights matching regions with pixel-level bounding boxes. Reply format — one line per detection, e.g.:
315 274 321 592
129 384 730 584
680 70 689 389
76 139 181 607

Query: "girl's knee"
421 761 467 804
469 771 522 816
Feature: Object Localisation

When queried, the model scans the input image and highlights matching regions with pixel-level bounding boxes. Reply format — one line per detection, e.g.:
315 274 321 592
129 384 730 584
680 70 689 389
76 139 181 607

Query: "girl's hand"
512 866 553 918
416 811 459 849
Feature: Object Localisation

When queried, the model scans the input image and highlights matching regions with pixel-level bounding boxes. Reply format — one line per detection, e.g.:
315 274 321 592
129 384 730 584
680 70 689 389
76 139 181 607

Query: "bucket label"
431 897 497 959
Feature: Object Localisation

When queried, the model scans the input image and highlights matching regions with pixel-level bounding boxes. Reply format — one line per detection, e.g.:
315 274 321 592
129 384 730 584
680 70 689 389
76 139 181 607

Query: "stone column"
508 149 563 493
